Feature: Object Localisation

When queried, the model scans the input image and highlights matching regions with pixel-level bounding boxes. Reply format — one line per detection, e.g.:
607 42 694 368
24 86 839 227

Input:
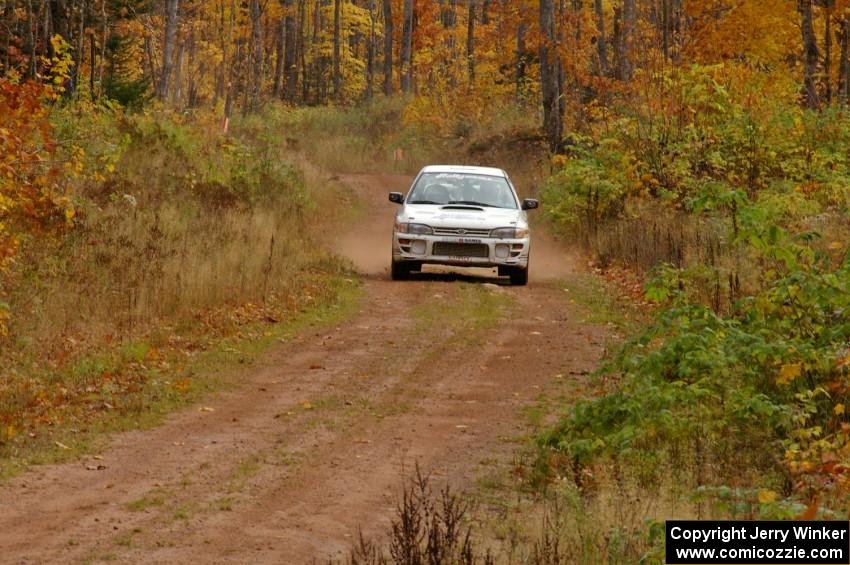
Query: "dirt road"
0 174 607 564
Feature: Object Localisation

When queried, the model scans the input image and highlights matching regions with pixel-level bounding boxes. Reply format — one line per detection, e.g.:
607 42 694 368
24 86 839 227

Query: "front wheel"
391 259 411 280
508 266 528 286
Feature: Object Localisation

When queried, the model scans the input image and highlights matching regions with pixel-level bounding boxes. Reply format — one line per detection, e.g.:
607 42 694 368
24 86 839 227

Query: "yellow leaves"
550 154 569 170
777 363 802 386
828 241 843 250
685 0 797 67
757 489 777 504
835 404 845 416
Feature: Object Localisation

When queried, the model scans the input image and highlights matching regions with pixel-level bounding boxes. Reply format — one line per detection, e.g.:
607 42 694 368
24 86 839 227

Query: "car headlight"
491 227 529 239
395 222 434 235
395 222 433 235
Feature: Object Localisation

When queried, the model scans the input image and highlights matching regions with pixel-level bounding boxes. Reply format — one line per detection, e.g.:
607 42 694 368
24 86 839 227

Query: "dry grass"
4 106 352 359
0 107 359 470
562 203 757 313
13 200 320 353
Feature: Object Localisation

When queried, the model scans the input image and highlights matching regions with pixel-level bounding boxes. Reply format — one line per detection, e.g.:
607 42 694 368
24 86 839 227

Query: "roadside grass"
558 272 644 334
0 268 362 480
0 106 369 480
452 274 664 563
125 492 167 512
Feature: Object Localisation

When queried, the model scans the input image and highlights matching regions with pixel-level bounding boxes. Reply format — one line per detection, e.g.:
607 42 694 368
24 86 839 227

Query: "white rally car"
388 165 538 286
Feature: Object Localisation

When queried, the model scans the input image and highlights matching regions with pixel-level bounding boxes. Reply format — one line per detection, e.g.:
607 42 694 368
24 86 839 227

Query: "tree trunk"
333 0 342 99
466 0 475 85
310 0 320 103
481 0 490 24
824 7 833 104
273 17 285 97
90 29 96 96
71 0 86 94
383 0 393 95
283 0 298 103
595 0 608 75
799 0 820 109
516 3 527 100
557 0 566 124
440 0 457 87
187 27 198 106
400 0 413 92
616 0 635 80
98 0 107 90
25 0 36 80
159 0 179 100
51 0 69 40
540 0 563 153
298 0 306 103
172 37 185 106
838 17 849 104
366 0 376 98
249 0 262 110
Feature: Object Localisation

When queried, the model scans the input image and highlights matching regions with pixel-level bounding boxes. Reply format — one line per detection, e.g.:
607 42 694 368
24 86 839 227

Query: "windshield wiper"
447 200 502 208
408 199 441 205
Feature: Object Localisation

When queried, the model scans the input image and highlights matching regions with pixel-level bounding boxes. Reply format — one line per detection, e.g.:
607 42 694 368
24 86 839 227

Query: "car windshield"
407 172 517 209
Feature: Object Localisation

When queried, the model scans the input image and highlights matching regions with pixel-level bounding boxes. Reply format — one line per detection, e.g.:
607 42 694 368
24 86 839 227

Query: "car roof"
420 165 507 178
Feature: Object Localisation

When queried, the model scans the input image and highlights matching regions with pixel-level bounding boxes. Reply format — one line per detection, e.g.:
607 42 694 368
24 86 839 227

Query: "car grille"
433 242 489 258
432 227 491 237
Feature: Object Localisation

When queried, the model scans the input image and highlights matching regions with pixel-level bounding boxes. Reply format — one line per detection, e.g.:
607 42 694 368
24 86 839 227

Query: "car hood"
399 204 526 229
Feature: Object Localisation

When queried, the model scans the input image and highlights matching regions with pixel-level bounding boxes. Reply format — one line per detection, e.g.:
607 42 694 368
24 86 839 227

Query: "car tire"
508 266 528 286
391 259 410 281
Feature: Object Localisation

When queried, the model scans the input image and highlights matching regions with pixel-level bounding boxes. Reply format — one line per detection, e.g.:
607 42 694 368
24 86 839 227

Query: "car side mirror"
389 192 405 205
522 198 539 210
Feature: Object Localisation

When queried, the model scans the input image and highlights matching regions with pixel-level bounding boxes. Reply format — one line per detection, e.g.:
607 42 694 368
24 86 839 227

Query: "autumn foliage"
1 0 850 542
0 79 76 334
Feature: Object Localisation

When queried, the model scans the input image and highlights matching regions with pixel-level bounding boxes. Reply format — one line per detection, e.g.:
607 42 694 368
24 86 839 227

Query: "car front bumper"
392 232 530 269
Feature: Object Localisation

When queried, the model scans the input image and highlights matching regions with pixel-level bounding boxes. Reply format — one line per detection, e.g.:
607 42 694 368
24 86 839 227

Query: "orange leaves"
796 497 820 520
0 79 77 335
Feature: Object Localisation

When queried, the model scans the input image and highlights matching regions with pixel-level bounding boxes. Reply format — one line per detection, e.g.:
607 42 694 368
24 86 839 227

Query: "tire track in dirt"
0 173 606 564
